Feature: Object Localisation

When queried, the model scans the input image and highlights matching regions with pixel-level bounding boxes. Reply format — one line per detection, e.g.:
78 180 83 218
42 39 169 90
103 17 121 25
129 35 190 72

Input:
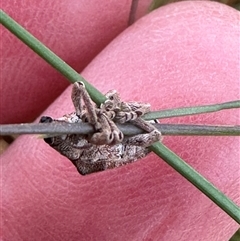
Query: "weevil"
40 82 162 175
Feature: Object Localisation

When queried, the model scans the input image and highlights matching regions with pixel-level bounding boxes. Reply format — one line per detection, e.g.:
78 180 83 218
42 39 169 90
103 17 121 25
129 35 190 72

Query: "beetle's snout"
40 116 53 123
39 116 54 144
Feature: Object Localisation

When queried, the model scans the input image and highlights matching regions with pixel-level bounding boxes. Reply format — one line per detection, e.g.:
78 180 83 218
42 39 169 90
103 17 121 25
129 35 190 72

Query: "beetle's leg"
124 118 162 147
72 82 123 145
71 82 99 127
113 102 151 123
89 112 124 145
101 90 152 124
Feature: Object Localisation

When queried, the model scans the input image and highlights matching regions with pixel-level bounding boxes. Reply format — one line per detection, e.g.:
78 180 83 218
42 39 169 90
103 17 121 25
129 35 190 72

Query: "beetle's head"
39 116 55 144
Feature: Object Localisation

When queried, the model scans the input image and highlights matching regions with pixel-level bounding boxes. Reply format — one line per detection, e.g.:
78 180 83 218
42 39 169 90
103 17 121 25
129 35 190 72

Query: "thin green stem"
0 123 239 136
128 0 139 26
232 3 240 11
149 0 168 11
150 142 240 224
143 100 240 120
0 9 106 106
229 228 240 241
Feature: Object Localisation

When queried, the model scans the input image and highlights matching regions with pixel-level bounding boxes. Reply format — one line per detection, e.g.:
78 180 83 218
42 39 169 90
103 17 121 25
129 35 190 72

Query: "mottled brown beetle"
40 82 162 175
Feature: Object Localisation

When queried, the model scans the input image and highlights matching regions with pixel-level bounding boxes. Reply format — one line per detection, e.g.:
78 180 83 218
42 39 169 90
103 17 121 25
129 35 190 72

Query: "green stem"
143 100 240 120
128 0 139 25
150 142 240 224
1 123 239 136
229 228 240 241
0 9 106 106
